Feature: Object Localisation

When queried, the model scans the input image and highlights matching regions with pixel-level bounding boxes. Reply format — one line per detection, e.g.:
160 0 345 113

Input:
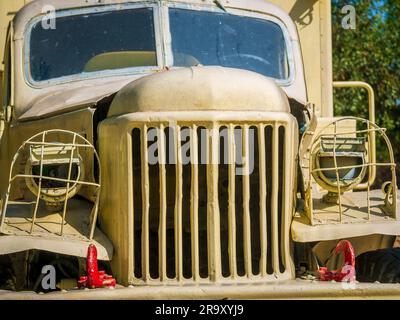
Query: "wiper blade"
214 0 227 12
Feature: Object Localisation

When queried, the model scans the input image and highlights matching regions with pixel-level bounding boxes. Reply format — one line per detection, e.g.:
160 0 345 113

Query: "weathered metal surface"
0 0 398 299
18 79 131 121
0 198 113 260
268 0 333 117
295 114 398 242
292 190 400 242
8 0 306 120
108 66 290 117
0 0 30 71
1 108 96 202
99 110 298 285
2 0 333 118
1 130 101 239
2 280 400 300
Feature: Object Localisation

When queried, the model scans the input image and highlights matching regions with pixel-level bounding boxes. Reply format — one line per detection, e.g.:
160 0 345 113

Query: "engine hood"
108 66 290 117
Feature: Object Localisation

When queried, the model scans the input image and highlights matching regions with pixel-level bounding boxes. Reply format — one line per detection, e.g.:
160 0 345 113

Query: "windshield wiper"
213 0 227 12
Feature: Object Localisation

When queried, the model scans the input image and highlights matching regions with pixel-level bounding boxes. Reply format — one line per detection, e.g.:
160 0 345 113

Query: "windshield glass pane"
169 8 289 80
29 7 156 82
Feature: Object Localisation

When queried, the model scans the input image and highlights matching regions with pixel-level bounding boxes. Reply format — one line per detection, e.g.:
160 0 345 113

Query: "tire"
356 248 400 283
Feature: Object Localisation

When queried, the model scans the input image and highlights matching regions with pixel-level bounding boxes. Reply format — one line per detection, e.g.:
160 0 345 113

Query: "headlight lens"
25 145 84 203
312 137 367 193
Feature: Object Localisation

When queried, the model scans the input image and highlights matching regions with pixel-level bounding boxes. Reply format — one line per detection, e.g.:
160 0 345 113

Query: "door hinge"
4 105 12 122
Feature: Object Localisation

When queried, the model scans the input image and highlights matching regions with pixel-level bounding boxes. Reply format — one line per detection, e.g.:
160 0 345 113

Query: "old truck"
0 0 400 299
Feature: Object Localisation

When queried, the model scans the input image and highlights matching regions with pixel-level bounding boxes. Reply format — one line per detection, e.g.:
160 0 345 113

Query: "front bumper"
1 279 400 299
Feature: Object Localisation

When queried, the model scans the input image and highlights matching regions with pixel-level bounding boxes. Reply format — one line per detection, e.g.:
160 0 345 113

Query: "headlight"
312 136 367 193
0 129 101 239
24 145 84 205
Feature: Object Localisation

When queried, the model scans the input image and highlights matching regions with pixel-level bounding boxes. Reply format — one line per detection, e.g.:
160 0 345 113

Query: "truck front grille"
130 119 295 284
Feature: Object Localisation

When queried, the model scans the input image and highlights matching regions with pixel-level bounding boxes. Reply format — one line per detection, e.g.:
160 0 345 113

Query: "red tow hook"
318 240 356 282
78 244 116 289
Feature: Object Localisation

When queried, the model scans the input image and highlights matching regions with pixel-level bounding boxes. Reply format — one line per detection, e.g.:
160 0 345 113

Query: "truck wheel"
356 248 400 283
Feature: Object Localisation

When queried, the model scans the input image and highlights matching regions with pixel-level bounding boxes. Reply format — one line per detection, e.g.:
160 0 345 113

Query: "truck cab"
0 0 400 298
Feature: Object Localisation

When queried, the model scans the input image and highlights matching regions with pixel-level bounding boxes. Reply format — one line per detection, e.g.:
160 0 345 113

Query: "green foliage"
332 0 400 184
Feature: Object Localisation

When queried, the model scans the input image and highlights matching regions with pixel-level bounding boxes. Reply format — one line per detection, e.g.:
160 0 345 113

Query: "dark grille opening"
197 127 209 279
132 128 143 279
278 126 286 273
148 128 160 280
249 126 261 276
234 126 245 277
164 127 176 279
218 127 230 278
181 127 192 279
264 126 274 275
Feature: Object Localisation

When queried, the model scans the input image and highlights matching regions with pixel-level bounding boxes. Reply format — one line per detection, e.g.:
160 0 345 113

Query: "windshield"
27 6 291 84
29 7 156 82
169 8 290 80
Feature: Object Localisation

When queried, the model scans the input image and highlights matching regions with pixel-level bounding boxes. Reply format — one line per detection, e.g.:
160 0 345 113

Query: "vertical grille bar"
258 124 268 276
242 125 252 277
190 125 200 281
228 124 237 277
271 124 280 274
141 125 150 281
207 126 221 281
158 125 167 281
174 126 183 281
